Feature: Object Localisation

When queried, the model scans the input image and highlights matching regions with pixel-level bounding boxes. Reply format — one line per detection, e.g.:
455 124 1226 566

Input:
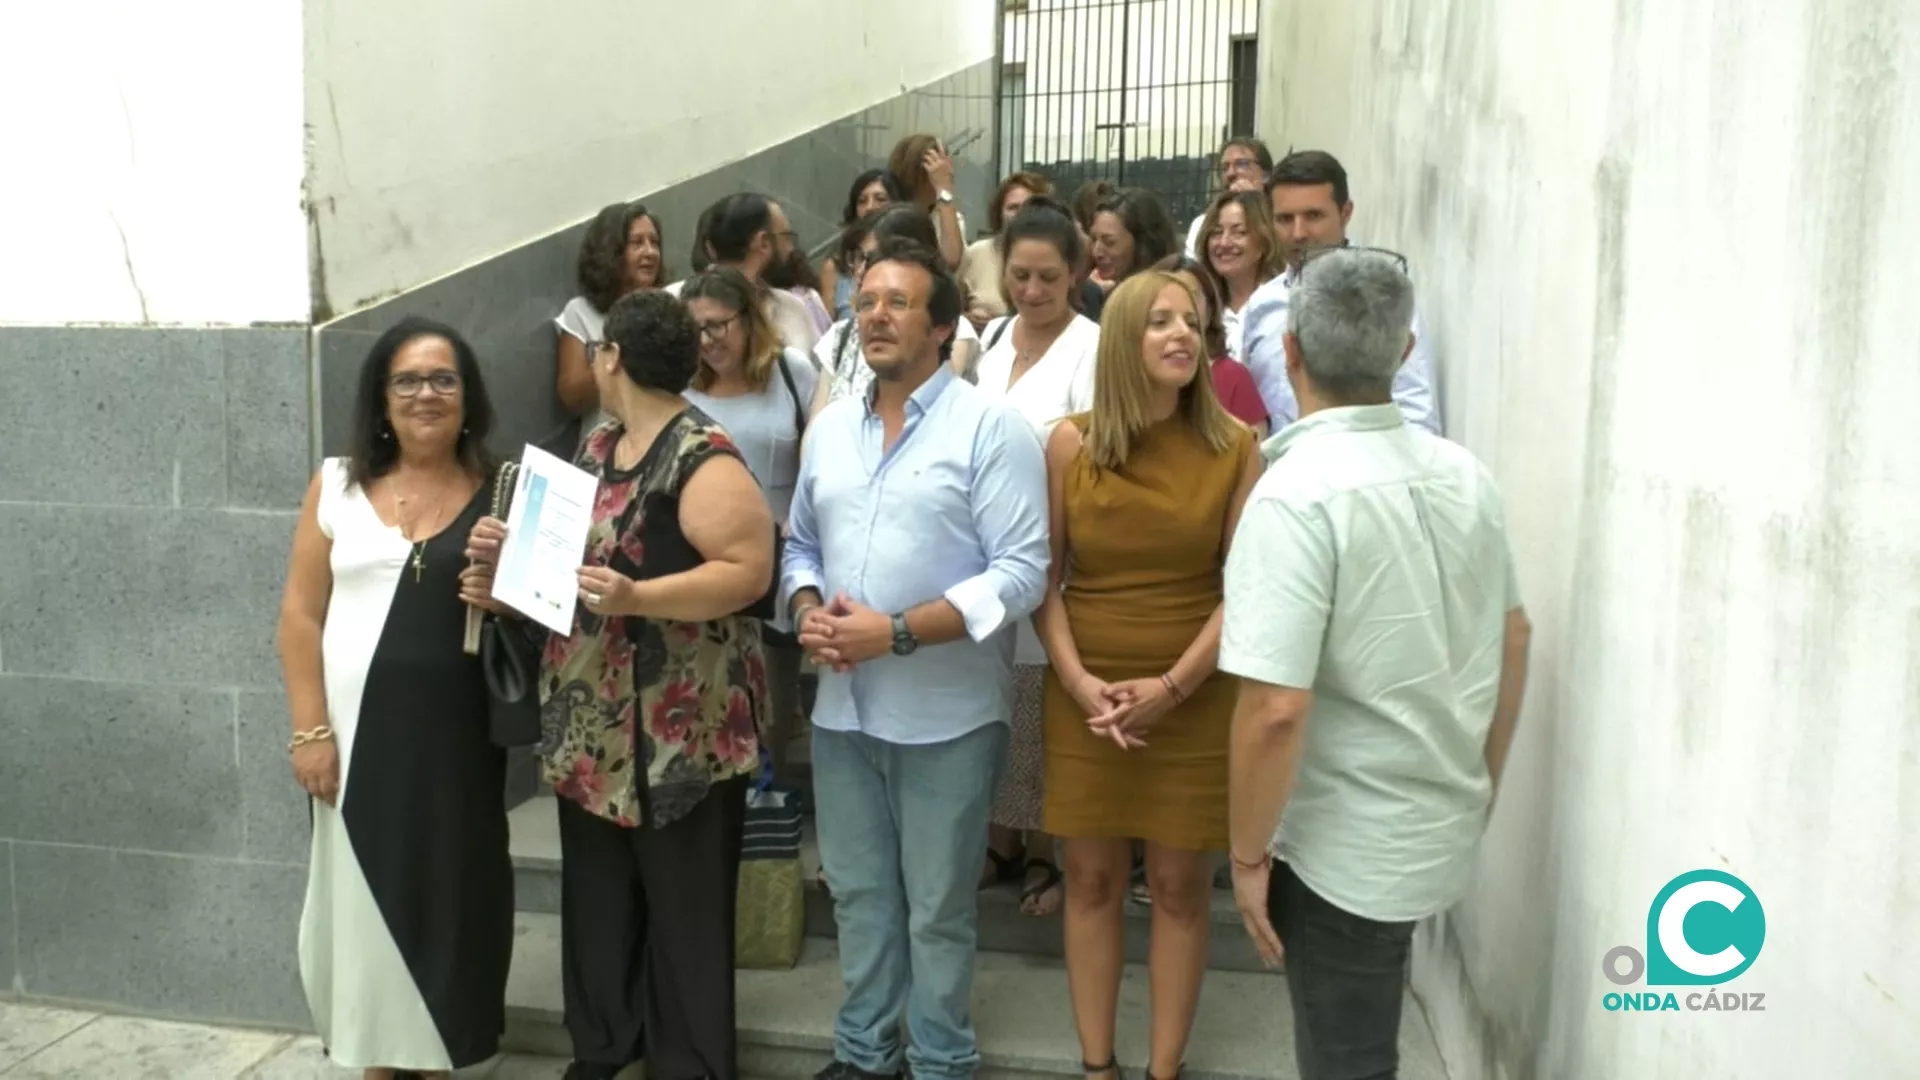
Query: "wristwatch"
890 613 919 656
936 189 955 206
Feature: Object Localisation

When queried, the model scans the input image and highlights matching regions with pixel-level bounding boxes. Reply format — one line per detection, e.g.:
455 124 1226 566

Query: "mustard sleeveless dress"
1042 414 1253 850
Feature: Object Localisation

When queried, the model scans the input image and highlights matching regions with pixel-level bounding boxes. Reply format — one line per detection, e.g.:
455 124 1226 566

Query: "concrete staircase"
501 794 1450 1079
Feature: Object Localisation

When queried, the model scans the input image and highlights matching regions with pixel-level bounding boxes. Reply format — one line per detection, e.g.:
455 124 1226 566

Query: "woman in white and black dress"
276 317 513 1078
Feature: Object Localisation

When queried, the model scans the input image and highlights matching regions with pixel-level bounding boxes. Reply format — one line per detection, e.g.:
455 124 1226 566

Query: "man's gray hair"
1285 249 1416 398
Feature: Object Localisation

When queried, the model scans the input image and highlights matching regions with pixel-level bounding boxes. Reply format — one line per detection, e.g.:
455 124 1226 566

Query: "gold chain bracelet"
289 726 334 752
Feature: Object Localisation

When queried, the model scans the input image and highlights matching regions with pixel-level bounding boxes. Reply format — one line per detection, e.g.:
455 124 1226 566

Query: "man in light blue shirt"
1241 150 1444 435
1220 249 1530 1080
782 240 1050 1080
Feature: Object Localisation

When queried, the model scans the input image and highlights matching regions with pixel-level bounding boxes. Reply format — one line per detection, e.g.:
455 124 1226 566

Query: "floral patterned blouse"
539 409 769 828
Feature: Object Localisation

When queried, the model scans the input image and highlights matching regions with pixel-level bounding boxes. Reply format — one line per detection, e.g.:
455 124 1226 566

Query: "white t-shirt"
554 296 612 449
1184 214 1206 257
974 313 1100 665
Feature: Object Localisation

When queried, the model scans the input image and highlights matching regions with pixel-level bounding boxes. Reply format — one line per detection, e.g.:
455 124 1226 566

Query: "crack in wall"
108 212 151 324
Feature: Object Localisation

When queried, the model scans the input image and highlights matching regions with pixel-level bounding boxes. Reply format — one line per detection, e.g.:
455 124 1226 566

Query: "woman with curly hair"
555 202 669 444
466 289 776 1080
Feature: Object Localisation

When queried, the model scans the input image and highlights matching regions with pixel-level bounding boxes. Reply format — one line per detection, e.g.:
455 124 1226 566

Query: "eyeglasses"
1295 244 1410 275
696 314 741 340
389 371 461 397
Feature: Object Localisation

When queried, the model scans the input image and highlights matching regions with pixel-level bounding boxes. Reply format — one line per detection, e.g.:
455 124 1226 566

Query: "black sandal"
1083 1058 1121 1079
1145 1068 1183 1080
982 845 1025 888
1020 857 1064 916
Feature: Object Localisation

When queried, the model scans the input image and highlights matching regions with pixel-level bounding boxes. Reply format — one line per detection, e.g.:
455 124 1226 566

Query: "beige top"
959 236 1006 320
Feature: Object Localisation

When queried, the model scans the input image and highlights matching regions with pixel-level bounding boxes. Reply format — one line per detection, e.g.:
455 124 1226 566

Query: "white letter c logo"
1657 880 1747 977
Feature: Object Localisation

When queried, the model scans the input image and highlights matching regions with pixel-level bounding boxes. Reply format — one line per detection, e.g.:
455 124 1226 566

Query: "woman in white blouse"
554 202 667 443
973 196 1100 918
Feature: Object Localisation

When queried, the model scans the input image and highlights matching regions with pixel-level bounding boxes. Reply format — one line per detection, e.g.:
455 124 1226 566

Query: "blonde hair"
682 268 783 392
1085 271 1241 471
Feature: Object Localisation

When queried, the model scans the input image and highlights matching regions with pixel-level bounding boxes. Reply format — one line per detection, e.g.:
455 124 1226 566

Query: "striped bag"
734 783 805 969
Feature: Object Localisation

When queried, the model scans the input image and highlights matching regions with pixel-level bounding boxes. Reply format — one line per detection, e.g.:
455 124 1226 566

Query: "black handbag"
476 461 543 748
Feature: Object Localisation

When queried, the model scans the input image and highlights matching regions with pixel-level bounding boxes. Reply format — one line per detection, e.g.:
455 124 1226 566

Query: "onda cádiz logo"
1600 870 1767 1014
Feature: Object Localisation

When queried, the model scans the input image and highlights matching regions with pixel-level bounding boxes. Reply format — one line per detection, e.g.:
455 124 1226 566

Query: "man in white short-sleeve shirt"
1218 248 1531 1080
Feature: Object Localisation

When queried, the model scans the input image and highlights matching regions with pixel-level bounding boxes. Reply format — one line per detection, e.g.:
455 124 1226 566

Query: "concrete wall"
0 0 309 325
305 0 997 318
1257 1 1920 1076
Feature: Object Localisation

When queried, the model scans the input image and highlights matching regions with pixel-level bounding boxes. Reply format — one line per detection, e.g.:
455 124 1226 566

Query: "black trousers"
1268 861 1418 1080
556 778 747 1080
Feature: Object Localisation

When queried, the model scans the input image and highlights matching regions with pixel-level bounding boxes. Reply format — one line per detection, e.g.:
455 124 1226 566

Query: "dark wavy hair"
346 317 495 490
988 171 1055 233
997 195 1083 267
576 202 665 312
1093 187 1178 280
604 289 703 395
842 168 908 226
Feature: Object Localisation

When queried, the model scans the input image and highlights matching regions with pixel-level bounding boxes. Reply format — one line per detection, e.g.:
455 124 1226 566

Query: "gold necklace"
392 480 452 583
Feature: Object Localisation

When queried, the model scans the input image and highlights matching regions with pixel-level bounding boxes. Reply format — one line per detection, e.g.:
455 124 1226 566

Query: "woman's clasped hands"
1069 672 1178 751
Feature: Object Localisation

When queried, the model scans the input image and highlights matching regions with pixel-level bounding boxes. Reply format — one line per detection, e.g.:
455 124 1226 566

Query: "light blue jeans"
813 722 1008 1080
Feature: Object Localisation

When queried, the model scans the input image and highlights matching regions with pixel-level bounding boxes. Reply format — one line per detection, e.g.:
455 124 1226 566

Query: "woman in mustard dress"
1036 271 1261 1080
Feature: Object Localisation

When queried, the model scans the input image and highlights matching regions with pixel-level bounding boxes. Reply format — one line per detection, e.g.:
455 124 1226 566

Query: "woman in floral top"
465 289 775 1080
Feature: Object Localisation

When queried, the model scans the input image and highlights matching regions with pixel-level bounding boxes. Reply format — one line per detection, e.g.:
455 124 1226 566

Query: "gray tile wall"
0 324 311 1023
0 59 993 1024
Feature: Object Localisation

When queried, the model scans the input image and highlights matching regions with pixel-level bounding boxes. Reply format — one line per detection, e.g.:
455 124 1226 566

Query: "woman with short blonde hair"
1036 271 1262 1080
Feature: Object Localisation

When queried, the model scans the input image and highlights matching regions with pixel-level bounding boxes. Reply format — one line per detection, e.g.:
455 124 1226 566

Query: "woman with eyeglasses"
811 204 981 409
819 169 907 322
556 202 668 449
680 268 818 775
464 290 776 1080
278 318 513 1079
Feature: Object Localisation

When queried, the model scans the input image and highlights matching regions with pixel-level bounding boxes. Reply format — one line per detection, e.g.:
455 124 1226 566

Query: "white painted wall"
305 0 996 317
1258 1 1920 1076
0 0 308 326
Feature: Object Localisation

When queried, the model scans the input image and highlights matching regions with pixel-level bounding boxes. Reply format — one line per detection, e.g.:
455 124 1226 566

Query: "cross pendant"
412 549 424 583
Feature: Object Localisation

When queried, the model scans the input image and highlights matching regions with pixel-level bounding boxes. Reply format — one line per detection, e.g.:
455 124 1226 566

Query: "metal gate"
993 0 1262 229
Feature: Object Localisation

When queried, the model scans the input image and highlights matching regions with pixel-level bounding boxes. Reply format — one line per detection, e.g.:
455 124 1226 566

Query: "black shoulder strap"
833 319 855 370
986 317 1011 351
774 349 807 440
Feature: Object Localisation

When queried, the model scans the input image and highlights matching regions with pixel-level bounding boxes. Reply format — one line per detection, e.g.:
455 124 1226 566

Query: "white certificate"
491 443 600 636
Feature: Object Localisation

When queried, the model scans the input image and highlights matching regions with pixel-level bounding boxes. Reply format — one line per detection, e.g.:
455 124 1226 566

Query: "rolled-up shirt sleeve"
944 408 1051 642
1220 495 1335 689
779 435 826 615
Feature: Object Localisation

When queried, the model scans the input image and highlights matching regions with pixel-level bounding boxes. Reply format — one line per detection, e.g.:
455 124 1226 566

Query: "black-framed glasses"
696 314 741 340
1296 244 1410 275
389 371 461 397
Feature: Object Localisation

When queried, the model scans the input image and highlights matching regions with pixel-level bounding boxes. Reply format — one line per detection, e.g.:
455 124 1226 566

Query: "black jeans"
1268 861 1418 1080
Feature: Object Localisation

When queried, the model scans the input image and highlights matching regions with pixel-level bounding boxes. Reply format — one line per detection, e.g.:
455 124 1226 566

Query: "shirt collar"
864 363 957 418
1260 403 1404 464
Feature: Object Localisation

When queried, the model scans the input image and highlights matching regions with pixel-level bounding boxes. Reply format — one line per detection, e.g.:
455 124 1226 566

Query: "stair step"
509 795 1273 974
502 913 1446 1080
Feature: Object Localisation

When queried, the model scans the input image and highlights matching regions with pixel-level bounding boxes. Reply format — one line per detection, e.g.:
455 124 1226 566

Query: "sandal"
1083 1058 1121 1079
981 845 1025 889
1020 857 1064 917
1129 854 1152 906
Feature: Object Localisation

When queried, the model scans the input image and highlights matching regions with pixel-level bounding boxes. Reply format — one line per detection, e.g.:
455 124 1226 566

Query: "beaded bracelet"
289 726 334 752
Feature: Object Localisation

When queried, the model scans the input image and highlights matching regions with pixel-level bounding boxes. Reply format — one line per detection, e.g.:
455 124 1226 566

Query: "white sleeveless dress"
296 459 511 1070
